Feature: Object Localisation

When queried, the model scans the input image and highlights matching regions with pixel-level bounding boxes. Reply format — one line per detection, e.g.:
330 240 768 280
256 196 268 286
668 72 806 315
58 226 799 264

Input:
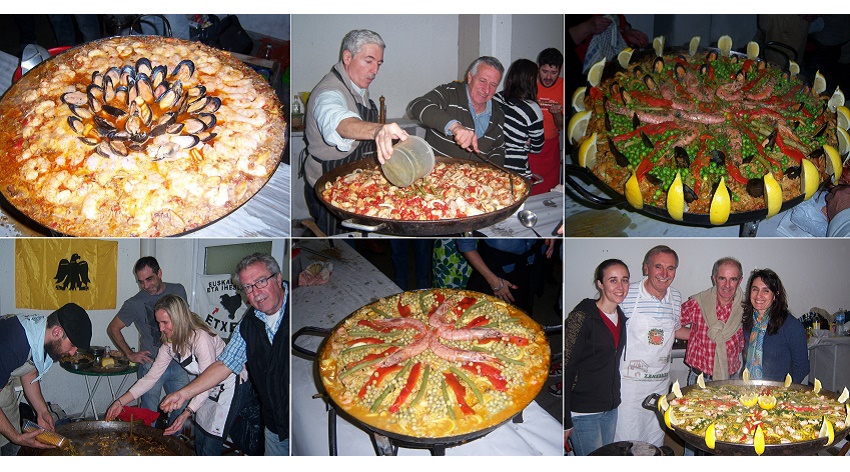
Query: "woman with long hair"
494 59 545 182
742 268 809 383
564 259 629 455
106 294 245 455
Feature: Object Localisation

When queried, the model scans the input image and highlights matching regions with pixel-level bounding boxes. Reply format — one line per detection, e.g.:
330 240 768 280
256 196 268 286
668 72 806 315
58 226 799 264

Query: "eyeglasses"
241 274 277 294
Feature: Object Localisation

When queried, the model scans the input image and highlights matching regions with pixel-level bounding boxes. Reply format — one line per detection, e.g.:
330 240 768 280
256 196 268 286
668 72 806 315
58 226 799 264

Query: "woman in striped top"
494 59 545 179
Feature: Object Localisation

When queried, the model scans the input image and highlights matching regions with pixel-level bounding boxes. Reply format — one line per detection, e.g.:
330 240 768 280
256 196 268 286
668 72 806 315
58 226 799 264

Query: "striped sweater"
493 92 544 176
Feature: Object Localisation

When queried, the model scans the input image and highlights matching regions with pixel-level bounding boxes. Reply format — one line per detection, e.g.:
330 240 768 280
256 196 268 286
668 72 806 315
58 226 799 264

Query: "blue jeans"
194 426 224 456
390 240 433 290
264 427 289 456
138 359 189 423
570 409 617 456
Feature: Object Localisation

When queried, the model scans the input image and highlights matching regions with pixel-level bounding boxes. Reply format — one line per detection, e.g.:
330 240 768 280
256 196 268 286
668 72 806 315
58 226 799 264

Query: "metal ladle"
517 209 542 237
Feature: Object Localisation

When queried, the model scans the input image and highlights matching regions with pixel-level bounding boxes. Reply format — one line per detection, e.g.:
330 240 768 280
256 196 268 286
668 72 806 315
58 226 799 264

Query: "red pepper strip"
736 108 784 121
389 362 422 413
464 315 489 329
13 138 24 150
397 296 411 318
628 91 672 107
346 337 386 346
611 122 678 143
358 364 403 398
345 346 400 369
426 291 447 316
457 296 476 310
726 165 749 185
462 363 508 392
588 86 602 100
741 68 769 93
443 373 475 415
357 320 396 333
741 59 754 74
635 157 652 181
476 335 529 346
740 126 781 168
775 132 804 164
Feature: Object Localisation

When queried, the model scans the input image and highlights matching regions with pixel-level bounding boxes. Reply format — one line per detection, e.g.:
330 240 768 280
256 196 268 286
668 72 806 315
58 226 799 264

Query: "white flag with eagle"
195 273 249 341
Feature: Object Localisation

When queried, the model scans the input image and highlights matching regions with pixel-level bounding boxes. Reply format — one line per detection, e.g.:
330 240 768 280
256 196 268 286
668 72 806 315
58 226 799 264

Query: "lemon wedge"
667 171 685 221
814 71 827 95
658 394 669 412
740 394 758 408
571 86 586 112
689 36 701 56
587 57 606 87
789 60 800 76
618 47 634 69
763 173 782 218
746 41 759 60
846 403 849 422
742 367 750 382
838 127 850 156
567 110 591 145
758 393 777 410
653 36 665 57
824 144 843 184
802 158 821 200
671 379 683 398
820 417 835 446
710 176 731 225
705 422 717 449
829 86 845 113
838 387 849 403
814 378 823 394
663 405 679 429
784 373 793 388
754 425 766 455
837 106 850 130
578 132 597 168
625 171 644 210
697 373 706 389
718 35 733 57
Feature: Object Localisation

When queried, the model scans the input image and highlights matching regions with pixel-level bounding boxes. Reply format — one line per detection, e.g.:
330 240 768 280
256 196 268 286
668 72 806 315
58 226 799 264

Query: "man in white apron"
0 303 92 455
614 246 685 447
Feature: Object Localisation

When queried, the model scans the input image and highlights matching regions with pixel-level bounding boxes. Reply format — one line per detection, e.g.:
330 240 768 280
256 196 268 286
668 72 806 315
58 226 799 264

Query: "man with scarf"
303 29 409 236
0 303 92 455
679 257 746 384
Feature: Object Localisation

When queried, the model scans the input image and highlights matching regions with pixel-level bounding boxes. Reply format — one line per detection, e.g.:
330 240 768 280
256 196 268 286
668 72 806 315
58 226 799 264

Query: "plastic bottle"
291 95 304 130
836 310 846 336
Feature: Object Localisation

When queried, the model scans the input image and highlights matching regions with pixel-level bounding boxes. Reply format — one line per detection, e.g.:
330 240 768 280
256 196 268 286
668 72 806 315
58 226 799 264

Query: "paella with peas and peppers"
318 288 549 439
570 35 847 224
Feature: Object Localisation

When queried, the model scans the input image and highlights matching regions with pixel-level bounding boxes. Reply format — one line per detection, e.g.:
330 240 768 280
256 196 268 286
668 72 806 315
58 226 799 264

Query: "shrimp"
436 327 513 342
375 332 431 368
429 336 500 364
428 298 458 330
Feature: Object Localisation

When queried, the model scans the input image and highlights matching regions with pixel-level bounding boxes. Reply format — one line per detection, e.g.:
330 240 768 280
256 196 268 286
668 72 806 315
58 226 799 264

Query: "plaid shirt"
217 283 288 374
680 295 744 376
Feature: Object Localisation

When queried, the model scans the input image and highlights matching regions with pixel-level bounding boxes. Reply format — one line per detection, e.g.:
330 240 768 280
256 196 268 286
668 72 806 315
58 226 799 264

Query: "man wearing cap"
0 303 92 455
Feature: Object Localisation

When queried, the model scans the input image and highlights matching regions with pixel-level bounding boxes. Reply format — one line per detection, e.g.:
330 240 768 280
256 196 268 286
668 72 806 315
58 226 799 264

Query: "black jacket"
564 298 627 429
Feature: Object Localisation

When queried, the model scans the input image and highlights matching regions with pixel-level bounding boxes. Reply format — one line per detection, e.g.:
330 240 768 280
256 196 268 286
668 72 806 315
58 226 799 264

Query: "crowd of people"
302 29 564 235
0 252 289 456
564 245 810 455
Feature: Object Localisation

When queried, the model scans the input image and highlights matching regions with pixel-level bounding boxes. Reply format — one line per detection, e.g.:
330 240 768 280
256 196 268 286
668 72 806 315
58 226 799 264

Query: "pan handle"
564 164 624 206
292 326 331 359
642 393 662 411
529 173 544 186
341 219 387 233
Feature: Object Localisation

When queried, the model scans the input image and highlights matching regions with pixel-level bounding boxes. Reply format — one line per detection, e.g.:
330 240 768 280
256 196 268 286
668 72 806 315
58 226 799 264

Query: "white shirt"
313 82 368 152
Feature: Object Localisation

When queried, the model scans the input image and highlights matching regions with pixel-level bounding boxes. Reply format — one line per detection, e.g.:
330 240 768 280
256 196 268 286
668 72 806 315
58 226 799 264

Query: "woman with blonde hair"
106 294 245 455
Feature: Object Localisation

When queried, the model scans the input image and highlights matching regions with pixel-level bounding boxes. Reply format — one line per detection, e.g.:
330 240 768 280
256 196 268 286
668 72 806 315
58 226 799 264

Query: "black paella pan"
19 420 193 456
643 379 850 455
314 156 530 236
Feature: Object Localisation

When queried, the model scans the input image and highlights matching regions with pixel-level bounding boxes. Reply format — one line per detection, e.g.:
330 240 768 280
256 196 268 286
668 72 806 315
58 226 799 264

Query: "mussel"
708 51 718 62
809 147 826 160
683 184 698 204
151 65 167 88
172 134 200 149
68 104 93 119
135 57 153 77
136 75 155 103
608 138 630 167
643 75 657 91
621 90 634 106
709 149 726 166
171 59 195 81
730 55 739 64
154 142 181 161
646 173 662 186
108 140 129 157
633 66 644 79
674 63 686 82
746 177 765 197
786 165 801 179
699 63 711 76
631 112 640 129
814 122 828 137
104 67 120 87
67 116 84 134
674 146 690 168
101 104 126 118
610 82 621 97
762 129 778 150
61 91 88 106
641 131 654 149
653 56 664 74
197 113 217 129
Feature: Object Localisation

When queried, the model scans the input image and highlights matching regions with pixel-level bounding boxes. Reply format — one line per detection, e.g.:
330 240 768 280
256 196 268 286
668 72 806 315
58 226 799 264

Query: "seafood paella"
318 289 549 438
0 36 286 236
571 36 845 224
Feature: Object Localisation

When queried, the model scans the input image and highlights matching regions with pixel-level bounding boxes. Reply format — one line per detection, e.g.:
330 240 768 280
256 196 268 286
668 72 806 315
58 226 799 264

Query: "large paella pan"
19 420 193 456
568 35 845 227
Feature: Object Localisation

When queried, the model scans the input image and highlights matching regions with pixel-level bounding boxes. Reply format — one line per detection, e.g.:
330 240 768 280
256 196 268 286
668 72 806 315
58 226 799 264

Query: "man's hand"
15 429 56 449
105 400 124 421
544 239 556 258
160 390 190 413
622 27 649 48
825 185 850 221
128 350 154 364
36 409 54 432
449 122 479 153
374 123 409 164
164 411 189 436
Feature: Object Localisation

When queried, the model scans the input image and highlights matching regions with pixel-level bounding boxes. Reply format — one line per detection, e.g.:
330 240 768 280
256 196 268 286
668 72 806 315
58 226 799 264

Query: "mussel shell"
621 90 633 106
757 60 766 70
103 76 116 103
139 102 153 127
104 67 121 87
633 66 644 79
786 165 802 179
136 75 155 103
187 96 209 114
125 115 142 135
742 153 754 164
108 130 130 141
183 118 207 134
809 147 826 159
603 98 612 131
108 140 129 157
135 57 153 77
171 59 195 81
101 104 126 118
166 123 185 135
67 116 84 134
643 75 656 91
609 82 621 97
683 184 698 204
746 177 765 197
113 86 129 106
157 112 177 127
95 141 114 158
93 115 114 131
154 142 181 161
196 131 217 143
646 173 663 186
61 91 88 106
762 129 778 150
674 146 690 168
730 55 739 64
69 104 93 119
172 134 200 149
641 130 654 149
197 112 217 129
91 71 104 88
149 123 168 137
631 112 640 129
119 65 135 86
790 102 804 113
608 138 630 167
708 51 718 61
151 65 168 88
78 136 99 146
129 131 148 143
674 63 686 82
814 122 828 137
88 94 103 114
156 88 179 110
709 149 726 166
653 56 664 74
699 63 710 76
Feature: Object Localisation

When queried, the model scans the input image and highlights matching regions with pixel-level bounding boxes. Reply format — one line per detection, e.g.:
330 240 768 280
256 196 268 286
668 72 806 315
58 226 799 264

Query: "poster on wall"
15 239 118 310
196 273 249 340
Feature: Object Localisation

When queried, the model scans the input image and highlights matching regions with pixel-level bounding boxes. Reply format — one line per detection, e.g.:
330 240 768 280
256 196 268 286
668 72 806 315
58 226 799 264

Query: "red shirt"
680 296 744 376
598 307 620 349
536 76 563 140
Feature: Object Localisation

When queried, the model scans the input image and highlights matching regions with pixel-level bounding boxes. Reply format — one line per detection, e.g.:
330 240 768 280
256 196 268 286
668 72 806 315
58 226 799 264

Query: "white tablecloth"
290 239 562 456
808 335 850 393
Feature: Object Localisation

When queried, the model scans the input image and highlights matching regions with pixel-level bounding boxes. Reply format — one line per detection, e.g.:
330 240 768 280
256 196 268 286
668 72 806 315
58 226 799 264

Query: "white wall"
291 14 563 120
235 14 290 41
565 239 850 318
1 238 287 417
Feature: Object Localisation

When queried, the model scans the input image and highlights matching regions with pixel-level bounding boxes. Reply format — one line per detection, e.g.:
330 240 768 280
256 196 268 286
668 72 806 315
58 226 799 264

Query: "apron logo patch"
647 328 664 345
